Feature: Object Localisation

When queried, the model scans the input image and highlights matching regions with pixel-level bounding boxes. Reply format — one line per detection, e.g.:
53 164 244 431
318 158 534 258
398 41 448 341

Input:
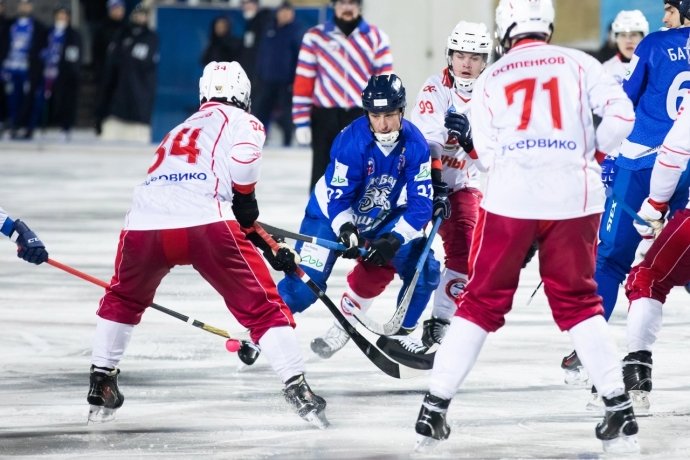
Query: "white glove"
295 126 312 145
634 198 667 239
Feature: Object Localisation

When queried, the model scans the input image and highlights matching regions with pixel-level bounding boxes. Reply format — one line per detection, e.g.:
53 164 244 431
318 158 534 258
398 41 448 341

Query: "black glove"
12 220 48 265
445 111 473 154
337 222 361 259
364 233 401 266
232 190 259 228
245 231 300 274
431 168 451 220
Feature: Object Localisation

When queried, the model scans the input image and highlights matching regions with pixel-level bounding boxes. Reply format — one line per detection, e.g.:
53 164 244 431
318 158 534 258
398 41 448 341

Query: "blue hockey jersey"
306 116 433 242
622 27 690 160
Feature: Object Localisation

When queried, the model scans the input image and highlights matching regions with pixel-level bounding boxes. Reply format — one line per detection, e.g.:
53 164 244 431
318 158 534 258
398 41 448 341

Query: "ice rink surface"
1 138 690 459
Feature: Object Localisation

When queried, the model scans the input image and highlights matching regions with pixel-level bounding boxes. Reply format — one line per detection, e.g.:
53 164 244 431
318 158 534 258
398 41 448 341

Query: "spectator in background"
78 0 107 67
93 0 126 84
253 1 303 147
238 0 271 92
292 0 393 190
2 0 47 140
96 3 159 139
0 0 10 136
41 5 82 141
201 15 241 66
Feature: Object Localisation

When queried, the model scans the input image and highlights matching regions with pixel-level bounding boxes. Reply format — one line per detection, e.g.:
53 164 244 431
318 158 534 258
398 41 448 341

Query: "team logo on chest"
367 158 375 176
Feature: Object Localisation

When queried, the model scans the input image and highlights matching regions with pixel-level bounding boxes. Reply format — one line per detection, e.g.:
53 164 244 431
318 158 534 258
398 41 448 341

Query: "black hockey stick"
253 224 430 376
257 221 367 256
351 216 442 336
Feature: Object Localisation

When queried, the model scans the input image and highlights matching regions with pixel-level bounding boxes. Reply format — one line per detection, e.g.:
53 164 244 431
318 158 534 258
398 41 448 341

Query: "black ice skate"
283 374 329 429
414 392 451 452
595 393 640 454
237 341 261 366
421 317 450 348
623 350 652 410
561 349 589 385
87 366 124 423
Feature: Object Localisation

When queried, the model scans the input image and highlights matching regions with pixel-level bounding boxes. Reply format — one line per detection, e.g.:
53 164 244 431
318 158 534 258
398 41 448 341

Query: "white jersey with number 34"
124 101 266 230
471 40 635 219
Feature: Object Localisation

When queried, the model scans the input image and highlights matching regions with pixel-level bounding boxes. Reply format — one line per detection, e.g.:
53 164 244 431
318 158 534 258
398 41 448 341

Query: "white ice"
1 136 690 459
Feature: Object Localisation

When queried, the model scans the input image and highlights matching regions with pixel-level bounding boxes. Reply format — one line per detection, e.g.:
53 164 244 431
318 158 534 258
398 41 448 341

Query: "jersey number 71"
505 77 562 130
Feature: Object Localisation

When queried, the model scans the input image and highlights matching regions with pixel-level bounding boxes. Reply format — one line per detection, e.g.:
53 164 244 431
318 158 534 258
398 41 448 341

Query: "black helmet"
361 74 406 114
666 0 690 20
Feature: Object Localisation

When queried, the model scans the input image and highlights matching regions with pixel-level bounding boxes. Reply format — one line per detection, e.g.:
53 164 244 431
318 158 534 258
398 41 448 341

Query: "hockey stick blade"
252 224 425 379
351 217 442 336
257 221 367 256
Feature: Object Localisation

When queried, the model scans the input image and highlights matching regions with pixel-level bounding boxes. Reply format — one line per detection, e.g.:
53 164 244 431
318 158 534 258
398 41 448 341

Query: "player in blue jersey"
0 206 48 264
561 0 690 386
276 74 440 359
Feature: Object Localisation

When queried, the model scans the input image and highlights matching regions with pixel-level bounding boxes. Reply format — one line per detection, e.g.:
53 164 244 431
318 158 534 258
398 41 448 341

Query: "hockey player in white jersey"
602 10 649 85
86 61 328 429
623 90 690 410
408 21 491 351
413 0 640 454
0 207 48 265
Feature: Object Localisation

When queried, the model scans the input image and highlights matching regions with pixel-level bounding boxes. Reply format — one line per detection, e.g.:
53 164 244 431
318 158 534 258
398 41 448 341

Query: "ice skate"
421 317 450 348
310 321 350 359
414 392 451 452
623 350 652 411
585 385 603 412
237 341 261 366
283 374 329 429
561 350 589 385
87 366 124 423
383 333 429 355
595 393 640 454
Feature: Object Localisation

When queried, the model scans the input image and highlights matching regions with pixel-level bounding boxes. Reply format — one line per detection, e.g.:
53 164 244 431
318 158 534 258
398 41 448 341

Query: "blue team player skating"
277 74 441 359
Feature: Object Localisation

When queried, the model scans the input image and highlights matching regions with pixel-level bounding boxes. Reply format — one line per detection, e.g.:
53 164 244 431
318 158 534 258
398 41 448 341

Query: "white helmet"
611 10 649 36
446 21 492 92
495 0 554 49
199 61 251 111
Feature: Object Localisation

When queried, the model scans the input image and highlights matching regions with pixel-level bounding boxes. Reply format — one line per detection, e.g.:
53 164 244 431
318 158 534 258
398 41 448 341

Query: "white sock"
627 297 663 352
428 317 488 400
569 315 624 399
259 326 305 384
91 317 134 369
431 268 467 320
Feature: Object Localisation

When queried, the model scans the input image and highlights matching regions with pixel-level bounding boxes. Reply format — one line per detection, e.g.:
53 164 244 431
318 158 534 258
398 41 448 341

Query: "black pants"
253 81 294 147
310 106 364 190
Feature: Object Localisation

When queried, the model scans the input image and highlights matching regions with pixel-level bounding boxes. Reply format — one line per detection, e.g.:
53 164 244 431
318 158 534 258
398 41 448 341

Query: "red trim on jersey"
661 144 690 156
233 183 256 194
211 106 230 213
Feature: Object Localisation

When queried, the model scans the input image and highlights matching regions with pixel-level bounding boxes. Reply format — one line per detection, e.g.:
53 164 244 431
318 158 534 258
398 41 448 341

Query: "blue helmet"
361 74 406 114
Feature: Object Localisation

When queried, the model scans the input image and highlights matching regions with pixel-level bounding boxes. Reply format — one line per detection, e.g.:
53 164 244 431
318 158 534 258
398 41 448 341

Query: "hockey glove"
444 111 473 154
232 190 259 229
337 222 361 259
11 220 49 265
600 155 617 188
246 231 300 274
433 184 451 220
635 198 667 240
295 126 312 145
364 233 402 266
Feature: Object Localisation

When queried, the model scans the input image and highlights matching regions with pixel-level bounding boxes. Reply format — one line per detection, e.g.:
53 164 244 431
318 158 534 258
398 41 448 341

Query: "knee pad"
277 275 318 313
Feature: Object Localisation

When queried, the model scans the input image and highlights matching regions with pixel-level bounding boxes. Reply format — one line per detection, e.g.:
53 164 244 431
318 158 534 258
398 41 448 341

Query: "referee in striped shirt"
292 0 394 190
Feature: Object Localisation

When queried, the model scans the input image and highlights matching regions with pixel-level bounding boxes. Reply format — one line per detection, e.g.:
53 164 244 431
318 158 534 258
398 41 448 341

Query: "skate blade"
414 434 441 453
629 390 651 411
563 368 589 386
602 434 640 454
303 409 330 430
87 405 117 424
